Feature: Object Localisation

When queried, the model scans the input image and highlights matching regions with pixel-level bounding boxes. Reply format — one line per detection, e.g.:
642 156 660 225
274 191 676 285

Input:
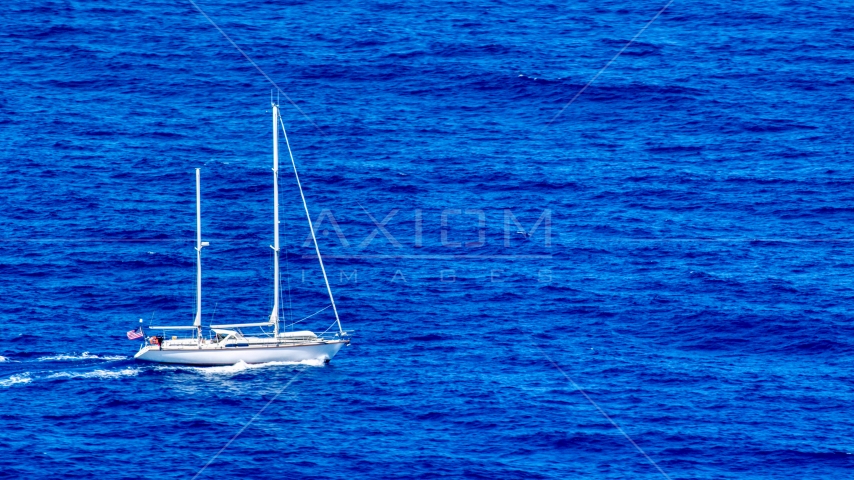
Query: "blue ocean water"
2 0 854 478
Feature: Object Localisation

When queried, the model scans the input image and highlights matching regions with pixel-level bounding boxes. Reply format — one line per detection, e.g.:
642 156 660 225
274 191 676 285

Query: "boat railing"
136 329 349 349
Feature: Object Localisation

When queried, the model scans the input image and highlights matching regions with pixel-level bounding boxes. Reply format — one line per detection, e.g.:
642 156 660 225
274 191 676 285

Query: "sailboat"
134 103 350 365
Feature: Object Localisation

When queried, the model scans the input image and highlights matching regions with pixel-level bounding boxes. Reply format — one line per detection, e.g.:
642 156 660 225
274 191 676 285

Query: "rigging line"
280 282 286 332
268 247 275 315
285 304 331 328
193 247 199 321
276 188 290 332
191 369 308 480
276 272 288 329
279 113 344 335
186 0 326 136
282 243 295 330
318 319 338 336
539 0 674 133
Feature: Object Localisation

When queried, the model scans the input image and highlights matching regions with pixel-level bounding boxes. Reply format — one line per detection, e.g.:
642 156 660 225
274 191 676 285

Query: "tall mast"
270 104 281 336
278 113 344 336
194 168 205 336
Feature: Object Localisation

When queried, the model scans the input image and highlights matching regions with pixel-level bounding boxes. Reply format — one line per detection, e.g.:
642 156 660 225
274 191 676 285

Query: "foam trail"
38 352 128 362
47 368 139 380
0 355 7 362
0 373 32 387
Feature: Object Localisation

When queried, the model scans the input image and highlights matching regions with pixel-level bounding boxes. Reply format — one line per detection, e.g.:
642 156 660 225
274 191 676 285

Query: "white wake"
38 352 128 361
0 373 32 387
46 367 139 380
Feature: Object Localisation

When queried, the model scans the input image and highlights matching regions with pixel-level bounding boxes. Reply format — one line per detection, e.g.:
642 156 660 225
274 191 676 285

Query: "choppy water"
2 0 854 478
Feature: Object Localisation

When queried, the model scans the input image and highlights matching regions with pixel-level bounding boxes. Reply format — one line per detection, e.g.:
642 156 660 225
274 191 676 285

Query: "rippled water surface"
2 0 854 478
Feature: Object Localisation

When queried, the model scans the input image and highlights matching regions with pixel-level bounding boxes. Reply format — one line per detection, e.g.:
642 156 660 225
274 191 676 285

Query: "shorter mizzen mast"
149 169 209 335
277 106 344 336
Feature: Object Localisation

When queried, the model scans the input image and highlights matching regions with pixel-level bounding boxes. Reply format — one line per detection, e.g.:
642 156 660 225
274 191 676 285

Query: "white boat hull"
134 341 347 366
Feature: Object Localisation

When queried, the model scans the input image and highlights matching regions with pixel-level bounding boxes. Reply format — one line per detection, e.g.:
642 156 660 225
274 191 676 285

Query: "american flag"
127 327 144 340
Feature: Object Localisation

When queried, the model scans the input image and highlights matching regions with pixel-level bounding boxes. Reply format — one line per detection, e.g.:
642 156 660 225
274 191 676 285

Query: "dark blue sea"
2 0 854 478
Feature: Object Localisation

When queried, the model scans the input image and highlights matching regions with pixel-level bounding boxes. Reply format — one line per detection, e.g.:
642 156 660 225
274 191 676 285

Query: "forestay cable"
279 114 344 335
